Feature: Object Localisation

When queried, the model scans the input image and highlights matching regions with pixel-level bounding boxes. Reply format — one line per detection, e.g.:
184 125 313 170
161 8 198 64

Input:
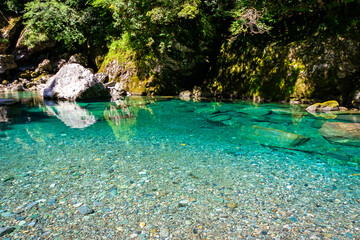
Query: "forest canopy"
1 0 357 52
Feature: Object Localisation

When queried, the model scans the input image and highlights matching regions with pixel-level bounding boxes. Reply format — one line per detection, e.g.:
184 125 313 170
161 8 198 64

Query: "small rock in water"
78 205 94 215
47 198 57 206
0 226 15 237
25 201 39 211
139 171 147 175
28 220 37 227
130 233 138 238
3 176 15 182
94 201 104 207
227 201 237 209
73 202 83 208
18 220 27 226
160 228 170 238
178 200 189 207
15 215 26 221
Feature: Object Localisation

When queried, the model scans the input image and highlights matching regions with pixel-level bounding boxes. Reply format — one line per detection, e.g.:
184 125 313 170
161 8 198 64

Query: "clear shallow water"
0 92 359 239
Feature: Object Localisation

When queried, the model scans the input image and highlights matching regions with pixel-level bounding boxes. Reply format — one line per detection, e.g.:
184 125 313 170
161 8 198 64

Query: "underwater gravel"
0 97 359 239
1 135 359 239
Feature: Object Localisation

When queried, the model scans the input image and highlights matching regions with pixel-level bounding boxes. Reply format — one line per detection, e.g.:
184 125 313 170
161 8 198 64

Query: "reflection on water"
0 106 8 122
45 100 96 129
0 92 359 165
104 98 155 141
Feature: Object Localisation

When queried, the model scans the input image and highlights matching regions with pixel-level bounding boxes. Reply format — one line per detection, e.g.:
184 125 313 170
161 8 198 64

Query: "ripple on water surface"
0 93 359 239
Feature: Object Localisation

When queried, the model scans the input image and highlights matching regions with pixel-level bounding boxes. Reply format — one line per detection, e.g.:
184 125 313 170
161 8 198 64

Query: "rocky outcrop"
206 32 360 103
0 55 17 74
252 125 310 147
110 82 128 99
43 63 110 100
99 57 151 96
319 122 360 147
306 100 340 113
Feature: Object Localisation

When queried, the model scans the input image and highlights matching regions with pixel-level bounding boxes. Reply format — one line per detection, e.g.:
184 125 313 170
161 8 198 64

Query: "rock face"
0 55 17 74
43 63 110 100
319 122 360 146
252 125 310 147
306 100 340 113
205 34 360 101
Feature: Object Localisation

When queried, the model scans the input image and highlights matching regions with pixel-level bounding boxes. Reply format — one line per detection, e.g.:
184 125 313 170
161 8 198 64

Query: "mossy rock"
306 100 340 113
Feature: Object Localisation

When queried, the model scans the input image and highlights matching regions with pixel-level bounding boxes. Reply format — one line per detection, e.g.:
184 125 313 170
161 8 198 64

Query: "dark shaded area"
206 1 360 104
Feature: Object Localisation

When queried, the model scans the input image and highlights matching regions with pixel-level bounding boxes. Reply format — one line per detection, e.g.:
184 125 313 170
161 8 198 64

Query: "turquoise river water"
0 92 359 239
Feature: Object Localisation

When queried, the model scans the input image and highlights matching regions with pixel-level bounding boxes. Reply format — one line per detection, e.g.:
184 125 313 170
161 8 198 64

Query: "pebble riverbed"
0 94 359 239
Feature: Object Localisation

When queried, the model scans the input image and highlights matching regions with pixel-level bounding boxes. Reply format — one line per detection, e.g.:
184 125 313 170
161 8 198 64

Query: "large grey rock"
319 122 360 147
0 55 17 74
43 63 110 100
252 125 310 147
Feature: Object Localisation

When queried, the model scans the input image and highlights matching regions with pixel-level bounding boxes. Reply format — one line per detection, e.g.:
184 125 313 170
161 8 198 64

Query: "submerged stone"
207 114 231 123
252 125 310 147
0 226 15 237
311 119 327 128
78 205 94 215
237 107 271 116
319 122 360 147
194 107 219 115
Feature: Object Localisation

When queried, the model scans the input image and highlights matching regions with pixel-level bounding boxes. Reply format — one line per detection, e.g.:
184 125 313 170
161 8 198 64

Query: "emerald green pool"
0 92 359 239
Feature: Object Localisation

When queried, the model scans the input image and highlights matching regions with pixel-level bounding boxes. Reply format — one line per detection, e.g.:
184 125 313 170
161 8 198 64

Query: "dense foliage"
2 0 357 52
1 0 359 94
